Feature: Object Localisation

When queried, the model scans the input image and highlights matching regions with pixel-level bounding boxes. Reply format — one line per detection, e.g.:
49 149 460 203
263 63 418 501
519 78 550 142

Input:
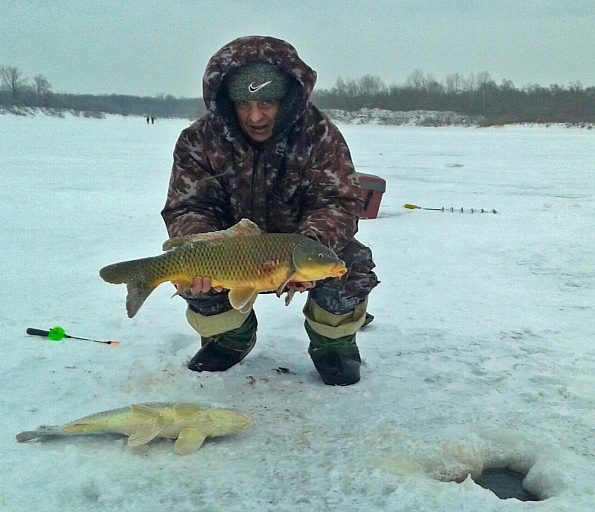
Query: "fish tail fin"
100 259 157 318
99 259 145 285
124 281 156 318
16 431 41 442
16 425 60 442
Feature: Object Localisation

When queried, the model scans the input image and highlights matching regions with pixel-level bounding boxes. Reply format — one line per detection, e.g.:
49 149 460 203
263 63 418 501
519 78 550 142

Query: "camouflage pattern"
308 239 377 315
162 36 379 314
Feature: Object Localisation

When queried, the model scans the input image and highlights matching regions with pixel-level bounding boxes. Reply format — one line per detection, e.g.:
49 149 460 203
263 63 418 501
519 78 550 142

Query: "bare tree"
445 72 464 93
425 77 443 94
500 78 515 90
406 70 440 91
406 69 426 89
476 71 494 88
357 75 386 96
0 66 27 100
464 73 476 92
332 77 358 97
33 74 52 106
475 71 496 112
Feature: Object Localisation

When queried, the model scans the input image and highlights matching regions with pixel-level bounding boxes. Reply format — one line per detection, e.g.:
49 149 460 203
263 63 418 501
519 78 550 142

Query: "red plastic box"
356 172 386 219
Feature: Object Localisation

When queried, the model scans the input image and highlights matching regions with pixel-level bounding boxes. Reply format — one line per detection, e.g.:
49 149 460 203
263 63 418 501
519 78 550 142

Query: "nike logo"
248 80 272 93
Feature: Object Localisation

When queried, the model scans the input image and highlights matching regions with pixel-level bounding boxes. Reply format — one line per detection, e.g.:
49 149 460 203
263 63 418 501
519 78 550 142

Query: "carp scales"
99 219 347 317
16 402 253 455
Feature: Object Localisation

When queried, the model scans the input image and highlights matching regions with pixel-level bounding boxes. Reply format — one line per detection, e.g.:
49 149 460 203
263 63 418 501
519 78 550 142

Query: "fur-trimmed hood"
163 36 363 254
202 36 317 138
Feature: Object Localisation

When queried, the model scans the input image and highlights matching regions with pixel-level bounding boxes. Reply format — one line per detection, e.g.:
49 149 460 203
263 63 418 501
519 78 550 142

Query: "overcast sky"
2 0 594 97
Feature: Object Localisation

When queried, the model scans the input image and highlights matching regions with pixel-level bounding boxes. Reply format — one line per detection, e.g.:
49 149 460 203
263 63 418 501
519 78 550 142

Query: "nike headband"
227 62 290 102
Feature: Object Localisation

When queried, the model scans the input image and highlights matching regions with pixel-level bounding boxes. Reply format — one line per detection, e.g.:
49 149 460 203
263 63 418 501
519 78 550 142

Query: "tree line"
1 65 593 125
312 70 595 125
0 66 205 119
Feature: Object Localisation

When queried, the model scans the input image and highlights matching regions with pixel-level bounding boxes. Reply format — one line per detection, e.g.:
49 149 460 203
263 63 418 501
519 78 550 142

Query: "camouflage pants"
184 238 379 317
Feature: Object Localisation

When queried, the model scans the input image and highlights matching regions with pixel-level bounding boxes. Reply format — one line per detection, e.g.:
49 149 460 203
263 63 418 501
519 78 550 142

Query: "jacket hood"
202 36 317 137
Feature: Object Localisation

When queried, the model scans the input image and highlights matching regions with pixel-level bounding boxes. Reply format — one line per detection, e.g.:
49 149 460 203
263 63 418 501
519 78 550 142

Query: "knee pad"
303 297 368 339
186 307 251 338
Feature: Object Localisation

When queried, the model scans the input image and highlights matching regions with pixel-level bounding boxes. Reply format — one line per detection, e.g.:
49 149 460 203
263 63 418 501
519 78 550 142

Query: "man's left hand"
286 281 315 293
283 281 315 306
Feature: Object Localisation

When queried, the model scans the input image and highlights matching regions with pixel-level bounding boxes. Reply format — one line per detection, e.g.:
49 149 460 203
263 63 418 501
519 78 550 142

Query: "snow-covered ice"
1 113 594 511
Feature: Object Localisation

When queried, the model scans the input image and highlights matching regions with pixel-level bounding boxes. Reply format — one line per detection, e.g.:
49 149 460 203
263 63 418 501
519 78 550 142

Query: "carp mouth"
330 264 347 277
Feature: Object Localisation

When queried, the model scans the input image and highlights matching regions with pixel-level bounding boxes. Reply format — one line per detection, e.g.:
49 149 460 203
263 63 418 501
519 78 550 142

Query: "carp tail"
16 426 61 442
100 259 157 318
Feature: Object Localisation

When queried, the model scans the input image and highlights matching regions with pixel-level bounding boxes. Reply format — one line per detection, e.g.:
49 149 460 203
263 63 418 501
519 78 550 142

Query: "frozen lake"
1 113 594 511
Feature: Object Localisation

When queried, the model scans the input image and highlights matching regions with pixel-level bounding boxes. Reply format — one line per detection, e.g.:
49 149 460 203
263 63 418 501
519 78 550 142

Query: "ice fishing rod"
26 327 120 346
404 203 497 214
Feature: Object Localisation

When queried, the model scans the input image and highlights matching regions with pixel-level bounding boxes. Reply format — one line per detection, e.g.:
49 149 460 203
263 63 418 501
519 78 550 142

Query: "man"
161 36 379 386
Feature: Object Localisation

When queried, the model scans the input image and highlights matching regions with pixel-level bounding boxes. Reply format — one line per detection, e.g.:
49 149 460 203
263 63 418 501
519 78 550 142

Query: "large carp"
100 219 347 317
16 402 253 455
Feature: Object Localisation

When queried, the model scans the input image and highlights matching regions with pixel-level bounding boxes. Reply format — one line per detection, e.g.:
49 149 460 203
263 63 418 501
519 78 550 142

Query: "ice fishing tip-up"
26 327 120 346
404 203 497 214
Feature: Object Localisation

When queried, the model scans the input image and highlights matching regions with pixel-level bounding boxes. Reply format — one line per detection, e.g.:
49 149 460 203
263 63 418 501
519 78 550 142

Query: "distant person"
161 36 379 385
151 117 155 124
146 116 150 124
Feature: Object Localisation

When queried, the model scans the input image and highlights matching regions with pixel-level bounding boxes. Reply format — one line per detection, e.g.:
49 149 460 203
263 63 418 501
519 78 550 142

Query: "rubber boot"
305 321 361 386
188 310 257 372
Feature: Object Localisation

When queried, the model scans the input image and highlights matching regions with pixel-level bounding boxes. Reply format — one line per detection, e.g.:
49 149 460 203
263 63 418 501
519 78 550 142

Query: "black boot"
305 321 361 386
362 312 374 327
188 311 257 372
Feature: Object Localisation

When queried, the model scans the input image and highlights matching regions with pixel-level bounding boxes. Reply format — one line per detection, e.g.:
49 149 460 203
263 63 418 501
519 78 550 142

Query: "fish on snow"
99 219 347 317
16 402 253 455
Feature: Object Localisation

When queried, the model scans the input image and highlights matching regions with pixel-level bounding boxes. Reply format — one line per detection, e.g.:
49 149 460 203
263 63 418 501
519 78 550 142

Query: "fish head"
291 239 347 280
206 410 254 437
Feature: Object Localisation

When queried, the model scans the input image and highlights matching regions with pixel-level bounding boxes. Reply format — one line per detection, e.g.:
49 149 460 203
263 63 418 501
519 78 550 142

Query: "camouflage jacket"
161 36 363 253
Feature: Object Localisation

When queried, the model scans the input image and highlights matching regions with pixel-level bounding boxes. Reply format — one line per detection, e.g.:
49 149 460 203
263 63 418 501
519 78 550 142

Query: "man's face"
234 100 280 143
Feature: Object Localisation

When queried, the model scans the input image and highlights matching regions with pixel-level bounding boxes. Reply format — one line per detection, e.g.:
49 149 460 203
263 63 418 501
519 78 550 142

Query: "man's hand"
282 281 315 306
177 277 224 295
286 281 315 293
178 278 313 297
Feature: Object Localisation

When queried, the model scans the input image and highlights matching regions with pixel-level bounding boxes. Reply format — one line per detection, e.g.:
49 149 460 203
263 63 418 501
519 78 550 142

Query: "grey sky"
2 0 594 97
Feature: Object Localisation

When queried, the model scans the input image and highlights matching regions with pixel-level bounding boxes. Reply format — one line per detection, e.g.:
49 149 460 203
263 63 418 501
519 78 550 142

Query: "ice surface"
1 112 594 511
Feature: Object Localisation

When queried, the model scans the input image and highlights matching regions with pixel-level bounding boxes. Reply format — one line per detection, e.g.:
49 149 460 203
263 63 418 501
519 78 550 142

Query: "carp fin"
173 403 207 418
131 404 161 418
128 427 161 447
126 282 156 318
228 289 259 313
174 427 209 455
284 287 297 306
16 431 38 442
275 272 298 297
162 219 261 250
17 429 53 442
162 236 201 251
100 260 157 318
16 425 62 442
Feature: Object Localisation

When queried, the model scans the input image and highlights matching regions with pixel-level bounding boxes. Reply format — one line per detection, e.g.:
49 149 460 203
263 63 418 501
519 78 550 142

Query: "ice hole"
378 430 576 501
472 467 542 502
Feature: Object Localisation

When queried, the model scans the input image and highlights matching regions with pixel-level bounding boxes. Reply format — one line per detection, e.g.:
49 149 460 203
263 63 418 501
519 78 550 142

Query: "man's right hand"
183 277 224 295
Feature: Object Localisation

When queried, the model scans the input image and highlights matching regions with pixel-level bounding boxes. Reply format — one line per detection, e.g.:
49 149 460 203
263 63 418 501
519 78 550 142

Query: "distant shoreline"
1 106 593 129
